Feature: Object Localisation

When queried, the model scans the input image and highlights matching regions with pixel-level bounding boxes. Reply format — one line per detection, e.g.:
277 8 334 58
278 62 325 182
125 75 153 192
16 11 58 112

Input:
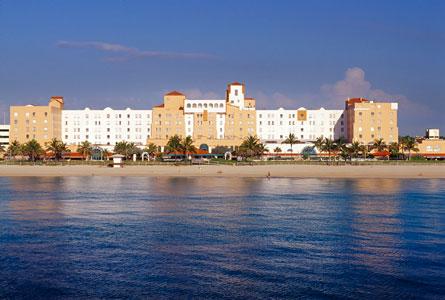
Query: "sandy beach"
0 164 444 178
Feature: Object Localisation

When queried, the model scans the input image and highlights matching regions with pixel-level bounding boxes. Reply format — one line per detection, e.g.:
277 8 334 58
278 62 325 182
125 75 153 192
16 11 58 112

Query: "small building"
417 129 445 159
0 124 10 148
426 128 440 140
111 154 125 168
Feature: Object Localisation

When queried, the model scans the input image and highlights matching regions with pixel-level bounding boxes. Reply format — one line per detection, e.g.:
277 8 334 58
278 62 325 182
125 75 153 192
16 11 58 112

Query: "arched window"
187 103 191 108
198 103 202 108
219 103 224 108
209 103 214 108
204 103 208 108
192 103 197 108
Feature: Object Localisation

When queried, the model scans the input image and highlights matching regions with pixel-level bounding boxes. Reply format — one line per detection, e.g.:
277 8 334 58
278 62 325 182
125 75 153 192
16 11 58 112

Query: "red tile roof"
346 98 369 105
229 82 243 86
165 91 184 96
154 104 164 108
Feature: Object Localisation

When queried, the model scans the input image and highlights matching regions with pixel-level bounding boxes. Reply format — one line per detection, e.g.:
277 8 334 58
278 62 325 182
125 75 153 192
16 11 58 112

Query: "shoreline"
0 164 444 179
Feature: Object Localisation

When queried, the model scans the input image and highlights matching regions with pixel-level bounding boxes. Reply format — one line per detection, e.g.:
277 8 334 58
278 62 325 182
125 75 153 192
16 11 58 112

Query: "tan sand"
0 164 444 178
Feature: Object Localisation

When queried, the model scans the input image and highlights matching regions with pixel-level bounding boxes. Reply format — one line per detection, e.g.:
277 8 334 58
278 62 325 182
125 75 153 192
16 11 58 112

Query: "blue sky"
0 0 444 134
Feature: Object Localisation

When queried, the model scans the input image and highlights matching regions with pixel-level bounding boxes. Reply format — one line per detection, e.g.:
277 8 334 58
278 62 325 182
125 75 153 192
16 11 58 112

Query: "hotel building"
9 96 64 144
345 98 398 144
8 83 399 150
256 108 345 143
62 108 152 147
148 83 256 148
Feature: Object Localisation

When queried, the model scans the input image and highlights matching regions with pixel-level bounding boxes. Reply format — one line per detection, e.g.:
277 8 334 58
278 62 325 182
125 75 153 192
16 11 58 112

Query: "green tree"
273 147 282 153
282 133 299 152
239 135 261 159
339 144 352 162
314 137 325 155
372 138 387 152
7 140 22 159
179 136 197 159
255 142 267 157
46 138 69 161
401 136 419 160
143 143 159 159
22 139 43 162
164 135 182 154
388 142 401 159
114 141 139 159
77 140 93 160
321 138 336 161
350 141 363 159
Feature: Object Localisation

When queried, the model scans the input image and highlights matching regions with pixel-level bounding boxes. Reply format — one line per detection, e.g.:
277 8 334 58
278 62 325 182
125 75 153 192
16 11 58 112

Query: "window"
187 104 191 108
235 90 238 96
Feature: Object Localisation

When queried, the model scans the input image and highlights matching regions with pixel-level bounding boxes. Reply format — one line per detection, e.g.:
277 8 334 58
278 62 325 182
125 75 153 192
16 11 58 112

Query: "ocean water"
0 177 444 299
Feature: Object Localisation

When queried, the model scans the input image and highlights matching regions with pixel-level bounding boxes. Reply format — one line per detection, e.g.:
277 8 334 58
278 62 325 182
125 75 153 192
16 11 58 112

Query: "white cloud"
320 67 431 116
56 40 218 62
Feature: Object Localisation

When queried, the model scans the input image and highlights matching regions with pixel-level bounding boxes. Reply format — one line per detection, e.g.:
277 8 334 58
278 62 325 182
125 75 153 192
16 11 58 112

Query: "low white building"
62 108 152 147
0 124 10 147
256 107 346 143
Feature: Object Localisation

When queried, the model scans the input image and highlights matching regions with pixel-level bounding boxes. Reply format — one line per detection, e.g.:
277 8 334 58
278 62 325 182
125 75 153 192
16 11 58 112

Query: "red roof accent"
373 150 390 157
165 91 184 96
245 97 255 100
154 104 164 108
229 82 243 86
346 98 369 105
63 152 84 158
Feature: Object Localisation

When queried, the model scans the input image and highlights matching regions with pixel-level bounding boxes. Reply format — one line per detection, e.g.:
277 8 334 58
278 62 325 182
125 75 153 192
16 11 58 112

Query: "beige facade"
417 138 445 158
149 91 186 145
10 96 64 145
147 83 257 149
345 98 398 144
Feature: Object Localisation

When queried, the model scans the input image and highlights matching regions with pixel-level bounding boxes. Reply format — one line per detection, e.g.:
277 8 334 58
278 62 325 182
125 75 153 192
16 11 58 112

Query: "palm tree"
7 140 22 160
372 138 387 152
143 143 158 159
273 147 282 154
402 136 419 160
114 141 139 159
314 137 325 155
239 135 261 159
282 133 299 152
388 142 401 159
102 149 110 161
255 143 267 157
350 141 363 159
339 144 352 162
165 135 182 154
180 136 197 160
46 138 69 161
22 139 43 162
77 140 93 160
321 138 336 161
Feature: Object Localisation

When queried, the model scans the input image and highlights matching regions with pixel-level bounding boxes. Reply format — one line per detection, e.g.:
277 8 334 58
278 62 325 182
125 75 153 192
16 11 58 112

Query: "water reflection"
0 177 444 298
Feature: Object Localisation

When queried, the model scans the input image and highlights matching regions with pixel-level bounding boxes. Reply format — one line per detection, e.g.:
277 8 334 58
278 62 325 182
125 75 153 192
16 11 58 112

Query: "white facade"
0 124 10 147
426 128 440 139
62 108 152 146
184 99 226 113
184 99 228 140
256 108 346 142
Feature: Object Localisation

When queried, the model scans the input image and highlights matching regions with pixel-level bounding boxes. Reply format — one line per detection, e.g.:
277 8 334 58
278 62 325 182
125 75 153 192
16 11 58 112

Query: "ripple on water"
0 177 444 299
